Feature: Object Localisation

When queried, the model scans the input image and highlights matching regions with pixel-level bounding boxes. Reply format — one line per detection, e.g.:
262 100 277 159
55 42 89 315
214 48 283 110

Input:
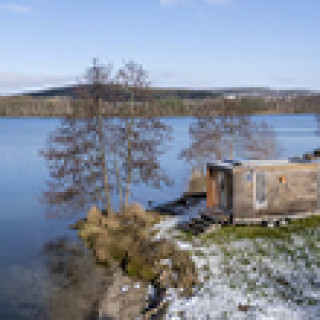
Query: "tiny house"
206 159 320 223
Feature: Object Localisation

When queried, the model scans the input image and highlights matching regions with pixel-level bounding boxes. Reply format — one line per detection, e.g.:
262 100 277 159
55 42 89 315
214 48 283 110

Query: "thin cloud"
0 72 76 95
160 0 231 6
272 75 298 86
0 3 33 13
205 0 231 6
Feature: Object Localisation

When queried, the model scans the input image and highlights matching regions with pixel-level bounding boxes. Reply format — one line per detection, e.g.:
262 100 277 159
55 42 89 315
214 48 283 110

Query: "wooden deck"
153 193 320 234
179 206 232 235
179 207 320 234
152 192 206 215
233 210 320 226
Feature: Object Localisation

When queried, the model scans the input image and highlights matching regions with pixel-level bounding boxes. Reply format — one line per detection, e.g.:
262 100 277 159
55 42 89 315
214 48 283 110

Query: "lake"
0 114 319 319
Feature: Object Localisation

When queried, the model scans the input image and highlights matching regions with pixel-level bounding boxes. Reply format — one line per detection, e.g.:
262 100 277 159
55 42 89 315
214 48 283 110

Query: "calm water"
0 115 319 318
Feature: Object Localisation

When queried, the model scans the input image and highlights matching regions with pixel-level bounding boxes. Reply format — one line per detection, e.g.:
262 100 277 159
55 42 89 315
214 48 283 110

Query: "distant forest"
24 84 314 101
0 85 319 117
25 84 223 100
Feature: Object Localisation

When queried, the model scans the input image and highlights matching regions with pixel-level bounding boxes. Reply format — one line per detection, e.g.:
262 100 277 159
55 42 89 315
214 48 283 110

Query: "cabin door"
255 171 268 209
218 172 227 208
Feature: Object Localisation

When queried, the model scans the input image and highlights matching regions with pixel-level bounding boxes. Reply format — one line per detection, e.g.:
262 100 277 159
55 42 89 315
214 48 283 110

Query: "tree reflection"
0 238 112 320
315 113 320 136
180 116 280 171
42 238 112 320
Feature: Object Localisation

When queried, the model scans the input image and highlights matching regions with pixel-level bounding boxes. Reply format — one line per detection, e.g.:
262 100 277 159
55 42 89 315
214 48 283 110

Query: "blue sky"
0 0 319 94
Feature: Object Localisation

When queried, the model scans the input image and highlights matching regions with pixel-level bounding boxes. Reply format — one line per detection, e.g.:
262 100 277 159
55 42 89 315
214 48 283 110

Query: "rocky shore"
73 204 198 319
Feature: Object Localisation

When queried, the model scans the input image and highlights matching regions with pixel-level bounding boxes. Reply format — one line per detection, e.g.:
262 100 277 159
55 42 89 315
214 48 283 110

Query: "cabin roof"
207 159 320 171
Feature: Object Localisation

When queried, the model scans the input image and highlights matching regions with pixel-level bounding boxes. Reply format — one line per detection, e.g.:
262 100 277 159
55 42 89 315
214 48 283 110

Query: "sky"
0 0 320 94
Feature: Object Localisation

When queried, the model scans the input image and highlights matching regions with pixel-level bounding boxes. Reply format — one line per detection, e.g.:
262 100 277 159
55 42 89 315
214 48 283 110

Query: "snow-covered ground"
152 209 320 320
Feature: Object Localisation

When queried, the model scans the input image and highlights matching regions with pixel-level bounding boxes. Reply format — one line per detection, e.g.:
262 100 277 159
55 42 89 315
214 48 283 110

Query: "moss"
110 246 126 262
126 259 156 282
126 260 142 278
203 215 320 241
95 259 110 268
86 234 97 248
179 230 195 241
288 214 320 228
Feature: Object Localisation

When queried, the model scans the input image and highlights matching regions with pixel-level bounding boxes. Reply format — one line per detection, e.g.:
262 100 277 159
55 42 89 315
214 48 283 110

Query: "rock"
87 206 102 225
98 268 148 320
238 304 251 312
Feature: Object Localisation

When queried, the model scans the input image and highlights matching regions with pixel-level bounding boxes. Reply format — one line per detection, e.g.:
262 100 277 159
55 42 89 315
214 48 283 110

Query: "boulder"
98 268 148 320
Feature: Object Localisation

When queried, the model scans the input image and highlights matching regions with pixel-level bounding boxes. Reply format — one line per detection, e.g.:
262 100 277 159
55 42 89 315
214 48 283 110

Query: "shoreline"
0 111 319 118
1 95 320 117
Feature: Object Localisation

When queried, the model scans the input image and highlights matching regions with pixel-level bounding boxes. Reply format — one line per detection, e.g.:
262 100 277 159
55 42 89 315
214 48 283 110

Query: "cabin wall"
232 166 319 219
265 169 318 214
206 167 233 209
206 168 218 207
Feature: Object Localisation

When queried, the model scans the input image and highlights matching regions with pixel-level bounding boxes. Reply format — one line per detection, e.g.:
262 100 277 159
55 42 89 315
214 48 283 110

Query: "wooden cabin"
206 159 320 224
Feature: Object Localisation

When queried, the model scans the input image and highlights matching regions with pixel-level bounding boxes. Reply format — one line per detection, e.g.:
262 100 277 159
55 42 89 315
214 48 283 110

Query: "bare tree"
41 59 172 216
116 60 172 208
40 59 115 217
93 60 113 213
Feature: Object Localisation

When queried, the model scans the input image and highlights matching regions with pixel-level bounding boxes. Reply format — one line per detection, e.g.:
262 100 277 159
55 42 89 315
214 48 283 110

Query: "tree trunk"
114 155 122 213
124 117 133 208
98 99 113 214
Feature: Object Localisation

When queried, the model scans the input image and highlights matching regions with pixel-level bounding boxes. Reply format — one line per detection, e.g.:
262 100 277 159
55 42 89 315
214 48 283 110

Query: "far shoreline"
1 95 320 117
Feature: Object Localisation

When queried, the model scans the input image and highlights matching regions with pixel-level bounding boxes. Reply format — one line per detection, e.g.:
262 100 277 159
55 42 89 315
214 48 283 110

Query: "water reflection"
315 113 320 136
42 238 112 320
1 238 111 320
180 116 281 172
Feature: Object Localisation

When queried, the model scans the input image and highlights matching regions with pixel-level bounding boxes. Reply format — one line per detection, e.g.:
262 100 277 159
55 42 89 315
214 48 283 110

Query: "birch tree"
41 59 172 216
40 59 115 217
116 60 172 208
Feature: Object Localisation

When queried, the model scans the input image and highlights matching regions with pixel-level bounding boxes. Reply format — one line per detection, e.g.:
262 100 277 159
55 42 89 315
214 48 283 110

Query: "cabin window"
218 172 228 208
278 176 286 184
255 172 268 209
256 173 266 202
218 172 225 190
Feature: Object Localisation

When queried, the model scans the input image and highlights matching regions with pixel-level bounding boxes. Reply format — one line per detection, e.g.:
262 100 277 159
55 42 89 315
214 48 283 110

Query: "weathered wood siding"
233 171 255 218
265 169 318 214
232 165 319 218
